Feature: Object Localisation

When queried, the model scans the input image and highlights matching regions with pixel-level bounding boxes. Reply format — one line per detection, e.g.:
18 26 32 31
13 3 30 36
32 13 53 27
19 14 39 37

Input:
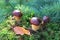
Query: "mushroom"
30 17 42 31
42 16 50 25
12 10 22 22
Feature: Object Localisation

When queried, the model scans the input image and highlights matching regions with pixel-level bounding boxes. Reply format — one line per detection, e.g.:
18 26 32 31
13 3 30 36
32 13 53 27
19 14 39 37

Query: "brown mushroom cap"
43 16 50 23
13 10 22 17
30 17 42 26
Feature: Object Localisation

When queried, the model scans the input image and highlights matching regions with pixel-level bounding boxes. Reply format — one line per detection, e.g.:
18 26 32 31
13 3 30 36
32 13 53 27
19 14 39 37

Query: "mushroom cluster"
11 9 50 36
30 16 50 31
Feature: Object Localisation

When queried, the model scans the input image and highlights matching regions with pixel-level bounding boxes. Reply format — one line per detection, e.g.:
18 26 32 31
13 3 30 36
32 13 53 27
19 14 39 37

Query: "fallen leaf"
13 26 24 35
13 26 31 36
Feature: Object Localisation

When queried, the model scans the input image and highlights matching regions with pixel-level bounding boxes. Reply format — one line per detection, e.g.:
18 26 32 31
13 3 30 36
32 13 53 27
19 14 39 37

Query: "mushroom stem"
31 24 40 31
13 16 21 22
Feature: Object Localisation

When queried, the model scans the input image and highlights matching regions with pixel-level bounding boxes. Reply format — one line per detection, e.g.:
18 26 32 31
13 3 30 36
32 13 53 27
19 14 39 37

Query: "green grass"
0 0 60 40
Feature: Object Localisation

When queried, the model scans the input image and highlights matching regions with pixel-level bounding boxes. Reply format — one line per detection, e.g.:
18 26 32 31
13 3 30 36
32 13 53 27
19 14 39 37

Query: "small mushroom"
42 16 50 25
12 10 22 21
30 17 42 31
